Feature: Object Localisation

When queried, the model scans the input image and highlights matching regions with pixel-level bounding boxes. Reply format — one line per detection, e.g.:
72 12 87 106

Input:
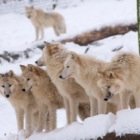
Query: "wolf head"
35 42 48 67
25 6 36 19
0 70 19 98
20 64 43 92
97 70 123 101
36 41 66 67
59 51 80 79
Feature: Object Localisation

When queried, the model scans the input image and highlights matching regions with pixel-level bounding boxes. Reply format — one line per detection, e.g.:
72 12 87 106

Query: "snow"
86 31 139 62
0 0 137 52
113 109 140 135
26 113 116 140
0 0 139 139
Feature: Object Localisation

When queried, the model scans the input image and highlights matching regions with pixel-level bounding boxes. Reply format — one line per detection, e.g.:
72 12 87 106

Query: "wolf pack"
0 6 139 138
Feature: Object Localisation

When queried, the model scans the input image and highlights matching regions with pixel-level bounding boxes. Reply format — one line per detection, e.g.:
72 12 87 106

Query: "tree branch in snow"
60 24 137 46
0 24 137 64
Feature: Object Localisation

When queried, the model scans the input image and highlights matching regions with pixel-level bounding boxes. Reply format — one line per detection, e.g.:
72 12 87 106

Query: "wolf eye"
9 84 12 87
27 78 30 81
108 86 111 88
2 85 5 88
67 66 70 68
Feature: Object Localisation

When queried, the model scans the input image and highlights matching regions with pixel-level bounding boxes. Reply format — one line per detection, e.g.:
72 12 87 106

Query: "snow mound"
2 109 140 140
1 109 140 140
27 113 115 140
114 109 140 136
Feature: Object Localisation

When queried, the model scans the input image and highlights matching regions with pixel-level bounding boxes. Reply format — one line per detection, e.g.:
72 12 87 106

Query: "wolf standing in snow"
25 6 66 41
97 53 139 109
36 42 90 124
20 64 64 132
21 64 90 130
0 71 38 137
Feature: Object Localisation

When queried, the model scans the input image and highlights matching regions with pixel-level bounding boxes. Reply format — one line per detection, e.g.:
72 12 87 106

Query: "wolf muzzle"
5 94 10 98
27 15 31 18
104 91 112 102
59 75 65 79
22 88 26 92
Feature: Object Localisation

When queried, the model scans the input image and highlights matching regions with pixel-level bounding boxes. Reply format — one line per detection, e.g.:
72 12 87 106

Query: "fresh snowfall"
0 0 139 140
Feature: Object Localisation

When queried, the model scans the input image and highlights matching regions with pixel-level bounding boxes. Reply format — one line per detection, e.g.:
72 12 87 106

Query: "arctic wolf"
0 71 38 137
20 64 90 129
36 42 90 124
25 6 66 41
60 51 137 114
59 51 113 115
97 53 139 109
20 64 64 132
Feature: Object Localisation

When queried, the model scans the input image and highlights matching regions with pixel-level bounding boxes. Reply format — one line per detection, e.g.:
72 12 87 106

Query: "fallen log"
0 24 137 63
60 24 137 46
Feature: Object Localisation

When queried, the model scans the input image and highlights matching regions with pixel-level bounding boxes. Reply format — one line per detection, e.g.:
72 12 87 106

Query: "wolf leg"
69 99 78 123
32 111 39 131
53 26 60 36
78 103 90 120
134 93 140 108
89 97 98 116
119 91 130 109
45 112 50 132
15 109 24 131
129 95 136 109
63 97 71 124
58 22 67 34
25 107 33 137
98 99 107 114
40 27 44 40
37 104 47 132
48 105 57 131
35 26 39 41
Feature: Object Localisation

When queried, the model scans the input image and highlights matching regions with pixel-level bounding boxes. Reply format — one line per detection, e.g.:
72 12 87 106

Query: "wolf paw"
24 131 32 138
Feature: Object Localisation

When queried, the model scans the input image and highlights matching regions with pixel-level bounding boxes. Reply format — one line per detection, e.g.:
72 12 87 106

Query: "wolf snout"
6 95 10 98
59 75 65 79
35 61 38 64
59 75 63 79
104 91 113 102
35 60 42 66
35 61 38 65
22 88 26 92
104 98 108 101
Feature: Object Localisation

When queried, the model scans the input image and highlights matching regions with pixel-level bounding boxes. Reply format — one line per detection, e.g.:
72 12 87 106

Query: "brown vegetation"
0 24 137 63
60 24 137 46
97 132 140 140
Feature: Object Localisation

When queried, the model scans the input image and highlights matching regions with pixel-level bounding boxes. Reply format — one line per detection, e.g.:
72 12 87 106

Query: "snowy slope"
0 0 139 139
0 0 136 52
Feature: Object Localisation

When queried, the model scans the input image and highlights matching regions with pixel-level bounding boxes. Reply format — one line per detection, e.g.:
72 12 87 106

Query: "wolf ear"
107 71 115 78
97 71 103 79
28 64 35 72
69 51 78 60
44 41 52 53
8 70 15 77
20 65 27 72
47 44 59 55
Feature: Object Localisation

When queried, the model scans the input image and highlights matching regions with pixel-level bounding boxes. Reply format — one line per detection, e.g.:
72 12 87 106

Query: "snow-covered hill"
0 0 139 139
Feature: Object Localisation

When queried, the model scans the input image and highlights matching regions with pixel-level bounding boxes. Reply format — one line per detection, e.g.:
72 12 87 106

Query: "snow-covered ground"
0 0 139 139
0 0 136 52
